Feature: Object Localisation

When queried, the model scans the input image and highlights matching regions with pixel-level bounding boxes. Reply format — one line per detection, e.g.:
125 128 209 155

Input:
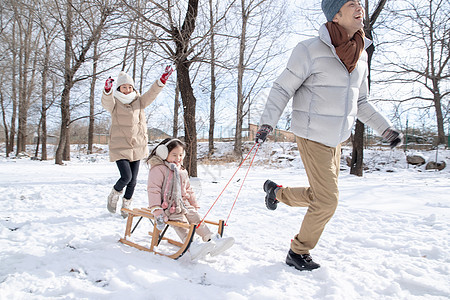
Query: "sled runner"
119 207 225 259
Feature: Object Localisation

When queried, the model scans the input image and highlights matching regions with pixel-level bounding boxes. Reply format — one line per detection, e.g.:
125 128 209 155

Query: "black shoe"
286 249 320 271
263 180 280 210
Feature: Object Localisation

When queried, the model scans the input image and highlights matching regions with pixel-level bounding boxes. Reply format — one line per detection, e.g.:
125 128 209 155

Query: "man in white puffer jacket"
256 0 402 271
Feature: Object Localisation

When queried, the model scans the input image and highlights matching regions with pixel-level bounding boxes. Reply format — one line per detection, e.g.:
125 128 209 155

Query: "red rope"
224 143 260 226
197 143 258 228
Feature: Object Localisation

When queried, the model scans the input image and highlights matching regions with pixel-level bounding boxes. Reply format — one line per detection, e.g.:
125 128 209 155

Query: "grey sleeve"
259 43 311 128
356 75 392 135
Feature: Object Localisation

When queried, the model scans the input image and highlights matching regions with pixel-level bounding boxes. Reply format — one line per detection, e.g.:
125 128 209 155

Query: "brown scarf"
325 22 365 73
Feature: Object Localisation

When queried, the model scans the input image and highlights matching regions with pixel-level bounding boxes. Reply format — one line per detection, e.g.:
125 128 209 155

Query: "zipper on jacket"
320 27 359 143
339 75 352 142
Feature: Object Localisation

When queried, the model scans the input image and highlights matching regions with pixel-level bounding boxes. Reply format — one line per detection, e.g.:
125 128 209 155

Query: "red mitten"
159 65 174 85
104 77 114 93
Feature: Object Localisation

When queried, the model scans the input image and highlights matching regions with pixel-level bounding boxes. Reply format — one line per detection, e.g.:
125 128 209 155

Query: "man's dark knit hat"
322 0 349 21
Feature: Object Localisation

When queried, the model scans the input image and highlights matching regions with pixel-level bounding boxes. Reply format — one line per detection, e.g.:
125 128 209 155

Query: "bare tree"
9 0 42 155
54 0 112 164
87 38 100 154
350 0 388 176
123 0 206 176
9 20 18 157
34 1 60 160
233 0 288 156
378 0 449 145
0 82 9 151
0 0 116 162
174 0 200 176
0 10 18 157
173 81 181 137
86 2 130 153
208 0 217 155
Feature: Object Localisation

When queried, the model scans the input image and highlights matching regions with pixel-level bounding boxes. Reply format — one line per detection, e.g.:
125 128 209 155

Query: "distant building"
148 127 171 141
33 134 58 145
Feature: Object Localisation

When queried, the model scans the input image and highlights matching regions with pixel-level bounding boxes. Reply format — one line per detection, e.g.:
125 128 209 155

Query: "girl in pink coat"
147 138 234 260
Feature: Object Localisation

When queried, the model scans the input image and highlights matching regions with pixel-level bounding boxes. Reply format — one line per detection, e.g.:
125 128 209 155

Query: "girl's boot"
107 188 122 213
208 234 235 256
121 197 133 218
189 242 215 260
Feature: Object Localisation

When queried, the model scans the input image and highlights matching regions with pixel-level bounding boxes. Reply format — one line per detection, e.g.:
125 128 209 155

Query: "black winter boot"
286 249 320 271
263 180 280 210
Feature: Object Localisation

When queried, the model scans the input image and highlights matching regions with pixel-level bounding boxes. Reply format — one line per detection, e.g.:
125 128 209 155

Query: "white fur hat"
116 71 135 89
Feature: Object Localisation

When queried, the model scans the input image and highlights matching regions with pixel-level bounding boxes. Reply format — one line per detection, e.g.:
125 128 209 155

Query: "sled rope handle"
198 142 260 228
224 143 260 226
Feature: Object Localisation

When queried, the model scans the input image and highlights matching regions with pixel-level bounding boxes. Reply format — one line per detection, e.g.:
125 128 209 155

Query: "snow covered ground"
0 142 449 300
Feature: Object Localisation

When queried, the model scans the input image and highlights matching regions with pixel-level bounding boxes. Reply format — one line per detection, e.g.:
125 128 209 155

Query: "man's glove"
255 124 273 144
104 77 114 93
160 65 174 85
382 127 403 148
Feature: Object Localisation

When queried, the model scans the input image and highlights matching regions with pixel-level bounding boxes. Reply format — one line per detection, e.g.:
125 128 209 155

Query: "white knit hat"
116 71 135 89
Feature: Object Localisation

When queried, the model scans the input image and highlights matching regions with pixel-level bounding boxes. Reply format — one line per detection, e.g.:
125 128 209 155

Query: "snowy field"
0 142 449 300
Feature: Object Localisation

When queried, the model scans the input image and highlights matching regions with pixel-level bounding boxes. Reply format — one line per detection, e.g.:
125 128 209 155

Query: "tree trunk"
350 42 374 176
34 118 42 158
55 0 110 164
0 90 10 156
433 90 445 145
177 60 198 177
173 81 180 137
63 127 71 160
121 25 133 72
8 21 18 157
55 0 73 165
139 48 146 94
56 86 71 164
234 0 247 157
350 0 384 176
40 39 50 160
208 0 216 156
350 120 364 176
428 13 445 145
16 21 24 155
88 39 99 154
132 21 139 83
27 47 39 154
16 17 32 155
174 0 199 176
18 7 37 155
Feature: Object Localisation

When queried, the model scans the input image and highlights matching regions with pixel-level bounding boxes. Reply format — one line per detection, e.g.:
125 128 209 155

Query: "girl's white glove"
155 214 165 231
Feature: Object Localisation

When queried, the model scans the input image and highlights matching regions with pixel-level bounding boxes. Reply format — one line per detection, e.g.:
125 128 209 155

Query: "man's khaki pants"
276 136 341 255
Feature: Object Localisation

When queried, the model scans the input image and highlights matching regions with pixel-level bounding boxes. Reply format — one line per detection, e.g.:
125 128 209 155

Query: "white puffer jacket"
259 24 391 147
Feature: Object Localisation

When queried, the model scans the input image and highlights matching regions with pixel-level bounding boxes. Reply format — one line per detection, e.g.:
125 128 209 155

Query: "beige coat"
102 81 163 162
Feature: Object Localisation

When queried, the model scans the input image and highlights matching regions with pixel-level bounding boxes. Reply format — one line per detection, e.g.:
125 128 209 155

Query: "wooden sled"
119 207 225 260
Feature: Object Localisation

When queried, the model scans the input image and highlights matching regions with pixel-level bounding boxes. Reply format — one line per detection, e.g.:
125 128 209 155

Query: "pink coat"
147 156 199 210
